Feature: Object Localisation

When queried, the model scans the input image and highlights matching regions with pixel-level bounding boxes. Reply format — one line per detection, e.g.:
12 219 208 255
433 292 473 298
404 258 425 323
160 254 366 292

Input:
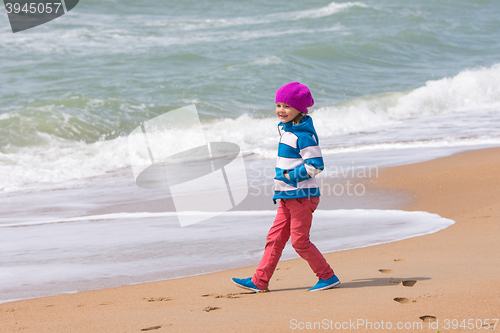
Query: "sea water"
0 210 454 302
1 0 499 302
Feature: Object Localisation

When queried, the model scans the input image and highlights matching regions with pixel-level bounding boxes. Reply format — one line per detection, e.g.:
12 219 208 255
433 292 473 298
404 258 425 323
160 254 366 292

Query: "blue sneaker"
308 274 340 292
232 277 263 292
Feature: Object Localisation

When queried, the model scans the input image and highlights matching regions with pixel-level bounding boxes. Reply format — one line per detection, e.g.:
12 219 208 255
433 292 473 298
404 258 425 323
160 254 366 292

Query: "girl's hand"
284 171 290 180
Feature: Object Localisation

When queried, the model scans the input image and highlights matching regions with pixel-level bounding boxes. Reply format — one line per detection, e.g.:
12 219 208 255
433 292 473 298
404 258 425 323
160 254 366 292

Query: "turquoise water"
1 0 500 189
1 0 499 149
1 0 500 302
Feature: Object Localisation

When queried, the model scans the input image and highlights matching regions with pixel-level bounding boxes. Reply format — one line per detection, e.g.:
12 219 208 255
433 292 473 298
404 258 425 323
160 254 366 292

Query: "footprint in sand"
394 297 410 304
203 306 221 312
388 279 417 286
141 325 163 331
394 259 407 262
379 269 393 274
394 297 417 304
420 315 437 323
402 280 417 287
202 293 240 299
276 267 290 270
145 297 171 302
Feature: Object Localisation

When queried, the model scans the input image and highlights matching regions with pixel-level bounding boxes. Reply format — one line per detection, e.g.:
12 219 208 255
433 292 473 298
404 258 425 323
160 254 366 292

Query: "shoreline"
1 147 500 332
0 209 453 306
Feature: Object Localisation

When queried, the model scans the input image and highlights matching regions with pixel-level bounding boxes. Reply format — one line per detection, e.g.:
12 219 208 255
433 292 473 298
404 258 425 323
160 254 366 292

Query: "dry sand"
1 147 499 332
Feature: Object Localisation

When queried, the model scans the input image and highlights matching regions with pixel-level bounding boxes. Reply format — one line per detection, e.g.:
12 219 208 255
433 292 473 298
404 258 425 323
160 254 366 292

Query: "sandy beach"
1 147 499 333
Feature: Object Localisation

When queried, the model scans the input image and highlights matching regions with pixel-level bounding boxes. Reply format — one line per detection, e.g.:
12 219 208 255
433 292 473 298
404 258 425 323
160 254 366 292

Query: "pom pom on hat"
275 82 314 114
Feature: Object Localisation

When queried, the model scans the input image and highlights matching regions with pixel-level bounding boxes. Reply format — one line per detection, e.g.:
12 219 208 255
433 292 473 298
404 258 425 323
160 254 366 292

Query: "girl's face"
276 102 301 123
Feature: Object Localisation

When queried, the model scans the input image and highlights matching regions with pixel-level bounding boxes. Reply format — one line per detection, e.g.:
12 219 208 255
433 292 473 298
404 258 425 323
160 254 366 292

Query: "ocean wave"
213 64 500 147
1 2 360 55
387 63 500 117
1 24 346 56
147 2 366 30
312 63 500 137
0 135 131 193
288 1 367 20
0 95 152 148
1 64 499 192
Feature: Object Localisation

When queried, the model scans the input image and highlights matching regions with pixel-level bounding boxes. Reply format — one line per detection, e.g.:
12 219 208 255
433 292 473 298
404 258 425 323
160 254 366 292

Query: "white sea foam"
288 2 367 20
3 24 346 55
146 2 366 30
0 209 454 303
322 136 500 155
0 2 356 55
212 64 500 148
387 64 500 117
0 135 131 192
0 113 13 120
313 64 500 135
251 135 500 160
1 65 499 192
250 56 283 66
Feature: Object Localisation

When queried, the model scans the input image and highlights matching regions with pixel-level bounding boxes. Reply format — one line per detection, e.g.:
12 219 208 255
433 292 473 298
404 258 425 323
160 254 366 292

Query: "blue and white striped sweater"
273 115 324 203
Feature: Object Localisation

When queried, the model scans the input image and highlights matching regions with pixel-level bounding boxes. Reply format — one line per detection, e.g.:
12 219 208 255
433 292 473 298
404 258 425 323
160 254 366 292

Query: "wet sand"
1 147 499 332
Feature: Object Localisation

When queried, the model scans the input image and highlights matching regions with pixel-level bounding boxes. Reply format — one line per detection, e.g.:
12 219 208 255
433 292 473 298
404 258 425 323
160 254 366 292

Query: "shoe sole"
232 280 261 293
308 280 341 292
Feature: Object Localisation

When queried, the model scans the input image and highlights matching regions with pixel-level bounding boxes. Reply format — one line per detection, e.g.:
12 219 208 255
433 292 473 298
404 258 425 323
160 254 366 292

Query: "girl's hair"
293 113 303 125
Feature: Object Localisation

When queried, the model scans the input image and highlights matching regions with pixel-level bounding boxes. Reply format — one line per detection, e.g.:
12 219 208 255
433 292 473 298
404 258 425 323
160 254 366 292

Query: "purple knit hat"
275 82 314 114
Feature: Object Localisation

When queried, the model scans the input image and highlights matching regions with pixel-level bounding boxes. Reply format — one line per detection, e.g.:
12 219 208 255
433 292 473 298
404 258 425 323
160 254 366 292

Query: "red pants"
252 196 334 290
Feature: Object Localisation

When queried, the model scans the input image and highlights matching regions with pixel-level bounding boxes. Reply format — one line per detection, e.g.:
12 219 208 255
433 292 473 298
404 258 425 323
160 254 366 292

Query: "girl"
232 82 340 292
